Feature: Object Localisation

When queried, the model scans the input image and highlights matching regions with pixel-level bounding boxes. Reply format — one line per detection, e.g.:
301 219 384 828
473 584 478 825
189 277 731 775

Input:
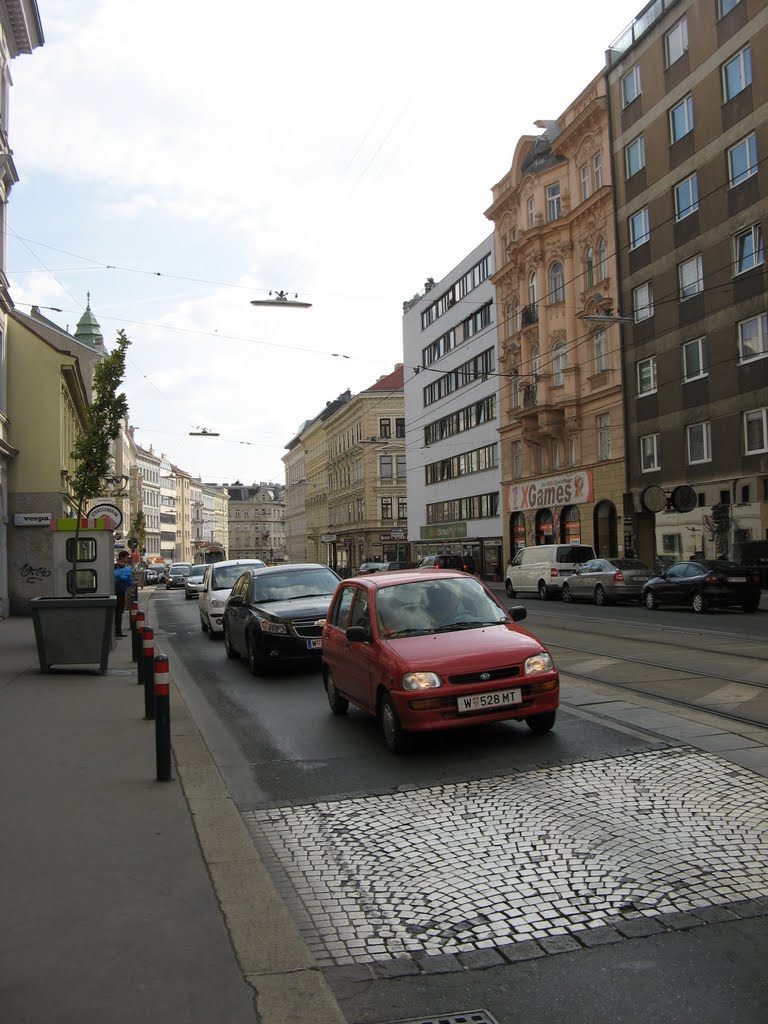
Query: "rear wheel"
561 584 573 603
223 624 239 659
644 590 658 610
526 710 556 734
538 580 549 601
692 591 707 614
325 670 349 715
379 694 411 753
505 578 516 598
594 584 608 607
742 601 759 613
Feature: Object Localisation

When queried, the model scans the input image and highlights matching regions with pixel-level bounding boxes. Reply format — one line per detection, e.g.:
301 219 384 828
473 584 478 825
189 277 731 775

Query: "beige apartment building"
227 482 285 562
486 74 626 565
606 0 768 565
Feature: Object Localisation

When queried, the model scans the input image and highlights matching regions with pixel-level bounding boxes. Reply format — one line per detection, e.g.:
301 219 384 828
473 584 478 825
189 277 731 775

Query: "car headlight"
258 620 288 635
211 598 226 609
524 652 553 675
403 671 442 690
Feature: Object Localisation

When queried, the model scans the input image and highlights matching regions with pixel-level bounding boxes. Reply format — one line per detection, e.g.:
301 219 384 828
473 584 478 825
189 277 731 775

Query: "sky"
8 0 644 486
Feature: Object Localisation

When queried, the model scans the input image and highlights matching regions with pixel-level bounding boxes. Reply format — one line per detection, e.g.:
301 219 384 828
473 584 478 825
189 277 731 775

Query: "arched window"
561 505 581 543
549 262 565 303
531 344 541 378
597 237 607 281
593 500 618 557
510 368 520 408
552 443 562 470
585 246 594 289
505 302 513 339
529 271 538 307
552 342 567 386
535 508 553 544
512 297 519 332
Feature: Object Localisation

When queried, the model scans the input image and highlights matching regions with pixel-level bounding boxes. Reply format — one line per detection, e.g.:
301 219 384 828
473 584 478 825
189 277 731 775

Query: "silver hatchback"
561 558 653 606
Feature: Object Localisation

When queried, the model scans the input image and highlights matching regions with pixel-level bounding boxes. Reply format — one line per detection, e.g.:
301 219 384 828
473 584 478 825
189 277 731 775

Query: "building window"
734 224 763 274
549 262 565 303
594 330 608 373
637 356 657 395
633 282 654 322
593 152 602 189
512 440 522 479
723 46 751 102
728 133 758 187
678 254 703 299
568 437 577 467
687 422 712 464
669 94 694 143
597 414 611 461
395 417 405 438
396 454 406 479
552 343 567 386
580 163 590 201
640 434 660 472
625 135 646 178
379 455 392 479
629 207 650 249
665 16 688 67
674 172 699 220
683 336 707 381
744 408 768 453
738 313 768 362
584 246 594 288
597 237 607 280
622 64 641 107
379 418 391 438
529 271 538 306
381 497 393 521
719 0 740 15
397 497 407 519
546 183 561 221
527 196 535 228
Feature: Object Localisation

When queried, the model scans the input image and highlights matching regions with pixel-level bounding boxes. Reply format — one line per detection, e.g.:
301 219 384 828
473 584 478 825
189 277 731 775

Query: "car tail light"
704 574 722 585
613 570 625 583
550 568 558 578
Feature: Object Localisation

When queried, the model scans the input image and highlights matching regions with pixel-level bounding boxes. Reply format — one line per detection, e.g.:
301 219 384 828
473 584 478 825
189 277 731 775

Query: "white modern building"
403 235 504 579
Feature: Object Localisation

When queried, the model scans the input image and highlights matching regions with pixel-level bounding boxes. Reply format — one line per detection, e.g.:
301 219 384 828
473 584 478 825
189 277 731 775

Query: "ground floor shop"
315 528 411 576
505 465 625 568
410 524 503 581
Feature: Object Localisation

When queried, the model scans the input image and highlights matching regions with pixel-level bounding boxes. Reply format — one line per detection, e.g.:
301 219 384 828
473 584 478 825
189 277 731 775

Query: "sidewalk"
0 603 345 1024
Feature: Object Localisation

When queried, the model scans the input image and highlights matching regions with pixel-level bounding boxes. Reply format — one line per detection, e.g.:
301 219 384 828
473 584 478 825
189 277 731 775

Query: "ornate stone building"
485 74 626 564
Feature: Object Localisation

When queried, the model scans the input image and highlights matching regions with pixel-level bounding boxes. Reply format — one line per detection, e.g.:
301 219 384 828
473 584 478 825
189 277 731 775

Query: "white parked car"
199 559 266 637
505 543 596 600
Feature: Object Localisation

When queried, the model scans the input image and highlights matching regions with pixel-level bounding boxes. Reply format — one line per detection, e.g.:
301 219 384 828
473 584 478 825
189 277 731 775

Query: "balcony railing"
521 303 538 327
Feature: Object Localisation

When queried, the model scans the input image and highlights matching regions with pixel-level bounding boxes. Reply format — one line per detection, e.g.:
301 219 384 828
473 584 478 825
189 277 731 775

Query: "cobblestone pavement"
243 747 768 971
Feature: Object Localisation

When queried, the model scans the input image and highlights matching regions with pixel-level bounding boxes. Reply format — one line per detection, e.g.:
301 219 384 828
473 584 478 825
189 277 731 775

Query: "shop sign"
87 501 123 528
508 470 593 512
420 523 468 540
380 533 408 542
320 533 337 543
14 512 52 527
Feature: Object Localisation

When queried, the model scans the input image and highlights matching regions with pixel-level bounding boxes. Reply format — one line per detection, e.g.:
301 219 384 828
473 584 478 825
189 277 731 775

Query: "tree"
68 330 131 593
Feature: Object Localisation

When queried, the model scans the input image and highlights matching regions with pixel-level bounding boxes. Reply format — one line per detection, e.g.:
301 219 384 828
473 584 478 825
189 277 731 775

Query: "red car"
321 569 559 752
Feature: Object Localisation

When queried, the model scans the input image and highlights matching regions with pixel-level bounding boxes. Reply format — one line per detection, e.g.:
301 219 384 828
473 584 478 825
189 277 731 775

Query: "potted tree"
30 330 131 673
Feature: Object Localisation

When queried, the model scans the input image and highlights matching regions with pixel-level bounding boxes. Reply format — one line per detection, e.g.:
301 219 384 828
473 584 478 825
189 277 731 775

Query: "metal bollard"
132 610 145 663
135 626 145 687
154 655 173 782
142 628 155 720
129 600 139 635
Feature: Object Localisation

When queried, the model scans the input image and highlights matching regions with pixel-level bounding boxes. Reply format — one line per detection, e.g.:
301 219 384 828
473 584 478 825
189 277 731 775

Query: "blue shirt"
115 565 133 594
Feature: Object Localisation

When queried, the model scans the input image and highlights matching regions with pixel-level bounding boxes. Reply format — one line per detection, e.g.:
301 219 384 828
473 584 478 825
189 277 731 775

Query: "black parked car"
642 560 761 614
222 563 341 674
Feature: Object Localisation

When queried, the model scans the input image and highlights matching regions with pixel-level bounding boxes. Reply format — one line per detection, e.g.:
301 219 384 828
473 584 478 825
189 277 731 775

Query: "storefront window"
511 512 526 551
561 505 581 543
535 509 553 545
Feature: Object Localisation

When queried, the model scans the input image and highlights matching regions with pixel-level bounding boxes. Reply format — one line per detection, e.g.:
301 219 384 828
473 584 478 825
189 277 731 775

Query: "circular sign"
87 502 123 528
671 485 697 513
641 485 667 514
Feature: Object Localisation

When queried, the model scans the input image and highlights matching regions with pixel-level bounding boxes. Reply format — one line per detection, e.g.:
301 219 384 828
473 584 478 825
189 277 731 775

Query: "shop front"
414 523 503 580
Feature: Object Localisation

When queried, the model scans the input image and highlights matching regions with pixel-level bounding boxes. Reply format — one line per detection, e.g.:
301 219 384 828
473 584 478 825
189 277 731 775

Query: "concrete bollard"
153 655 172 782
142 628 155 721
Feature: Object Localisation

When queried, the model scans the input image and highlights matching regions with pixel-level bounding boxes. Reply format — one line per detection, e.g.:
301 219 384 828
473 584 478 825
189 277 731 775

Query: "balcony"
521 303 539 327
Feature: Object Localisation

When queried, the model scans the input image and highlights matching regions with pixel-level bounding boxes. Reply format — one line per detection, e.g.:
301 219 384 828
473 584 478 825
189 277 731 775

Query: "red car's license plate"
457 688 522 713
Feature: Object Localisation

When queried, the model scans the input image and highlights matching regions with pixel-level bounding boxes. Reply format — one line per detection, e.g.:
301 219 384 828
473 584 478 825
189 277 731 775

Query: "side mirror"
509 606 527 622
228 594 243 606
346 625 370 642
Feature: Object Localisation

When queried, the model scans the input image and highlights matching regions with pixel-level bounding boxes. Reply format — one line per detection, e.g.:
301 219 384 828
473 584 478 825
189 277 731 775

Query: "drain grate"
372 1012 500 1024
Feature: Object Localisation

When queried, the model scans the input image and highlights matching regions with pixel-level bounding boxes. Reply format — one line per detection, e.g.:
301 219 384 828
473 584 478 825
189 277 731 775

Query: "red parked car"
321 569 559 752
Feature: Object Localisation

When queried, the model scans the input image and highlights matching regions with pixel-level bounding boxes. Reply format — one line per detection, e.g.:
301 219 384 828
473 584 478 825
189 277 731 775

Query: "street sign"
126 536 138 549
87 501 123 528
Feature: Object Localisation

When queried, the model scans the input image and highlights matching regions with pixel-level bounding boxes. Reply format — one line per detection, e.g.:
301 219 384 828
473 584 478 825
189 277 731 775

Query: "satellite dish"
641 485 667 513
671 485 697 513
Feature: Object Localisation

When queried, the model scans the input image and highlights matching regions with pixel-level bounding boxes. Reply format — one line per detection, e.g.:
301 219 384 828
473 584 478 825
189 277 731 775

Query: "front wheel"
538 580 549 601
742 601 759 613
644 590 658 610
246 634 265 676
561 584 573 603
594 584 608 607
692 591 707 614
223 624 239 659
526 711 556 734
505 578 516 598
325 670 349 715
379 694 411 753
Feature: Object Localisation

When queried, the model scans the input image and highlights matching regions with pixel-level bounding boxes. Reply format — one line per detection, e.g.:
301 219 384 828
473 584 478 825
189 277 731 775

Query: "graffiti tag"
19 563 51 584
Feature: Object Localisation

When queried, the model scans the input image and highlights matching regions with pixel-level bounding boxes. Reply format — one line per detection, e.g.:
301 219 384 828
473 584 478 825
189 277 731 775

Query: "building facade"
282 429 310 564
136 445 161 560
403 242 504 577
227 482 285 562
606 0 768 564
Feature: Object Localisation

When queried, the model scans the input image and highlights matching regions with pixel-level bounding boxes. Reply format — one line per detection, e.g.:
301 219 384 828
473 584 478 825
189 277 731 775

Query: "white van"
505 543 596 600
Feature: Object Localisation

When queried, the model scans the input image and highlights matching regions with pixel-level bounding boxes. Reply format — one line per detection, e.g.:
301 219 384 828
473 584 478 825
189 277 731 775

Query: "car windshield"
211 562 263 590
188 566 206 578
252 567 340 603
172 567 191 576
376 578 506 637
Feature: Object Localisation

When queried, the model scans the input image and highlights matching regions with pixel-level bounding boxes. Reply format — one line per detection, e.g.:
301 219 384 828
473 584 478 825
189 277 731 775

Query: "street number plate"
457 688 522 713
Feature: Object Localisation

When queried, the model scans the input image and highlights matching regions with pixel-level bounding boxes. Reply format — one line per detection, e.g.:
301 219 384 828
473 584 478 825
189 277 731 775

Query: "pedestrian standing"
114 550 133 637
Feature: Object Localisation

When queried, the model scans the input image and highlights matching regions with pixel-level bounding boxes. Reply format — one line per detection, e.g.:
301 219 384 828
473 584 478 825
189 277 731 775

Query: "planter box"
30 596 117 674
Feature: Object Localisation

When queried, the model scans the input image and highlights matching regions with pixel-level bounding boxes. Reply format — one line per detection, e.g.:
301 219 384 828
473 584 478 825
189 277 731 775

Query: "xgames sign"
508 471 593 512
